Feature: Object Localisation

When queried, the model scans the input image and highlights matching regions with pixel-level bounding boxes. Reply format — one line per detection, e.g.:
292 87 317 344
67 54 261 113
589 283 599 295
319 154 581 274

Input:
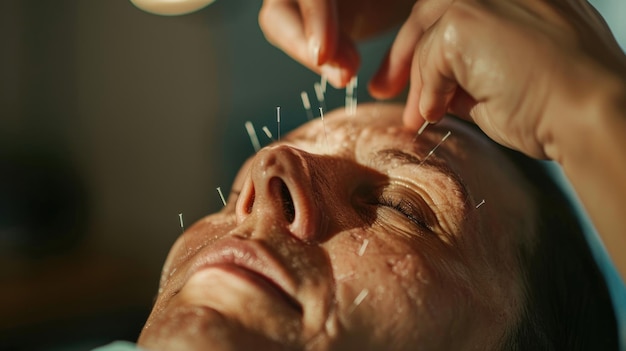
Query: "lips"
183 237 302 314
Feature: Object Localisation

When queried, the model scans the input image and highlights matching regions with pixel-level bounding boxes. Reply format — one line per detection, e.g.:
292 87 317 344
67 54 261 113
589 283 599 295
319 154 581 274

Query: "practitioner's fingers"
297 0 338 65
402 50 425 130
369 0 453 100
259 0 359 87
403 1 545 156
402 0 626 160
259 0 336 66
320 34 361 88
415 24 458 124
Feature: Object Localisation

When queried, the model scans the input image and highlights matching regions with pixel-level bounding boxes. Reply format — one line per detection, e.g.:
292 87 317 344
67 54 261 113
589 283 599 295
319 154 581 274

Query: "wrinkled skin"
138 103 536 350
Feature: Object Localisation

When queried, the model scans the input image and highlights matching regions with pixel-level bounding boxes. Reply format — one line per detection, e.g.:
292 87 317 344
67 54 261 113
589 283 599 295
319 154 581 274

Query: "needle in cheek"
349 288 369 314
357 239 369 257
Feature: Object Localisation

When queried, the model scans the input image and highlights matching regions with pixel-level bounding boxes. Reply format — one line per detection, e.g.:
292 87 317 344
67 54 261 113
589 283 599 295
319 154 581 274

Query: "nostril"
239 181 255 215
274 178 295 223
245 192 254 214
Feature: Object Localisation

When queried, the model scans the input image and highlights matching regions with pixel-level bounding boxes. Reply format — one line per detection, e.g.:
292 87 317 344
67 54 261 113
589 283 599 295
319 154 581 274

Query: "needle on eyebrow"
216 187 227 207
419 131 452 166
475 199 486 209
244 121 261 153
357 238 369 256
349 288 369 314
300 91 314 121
418 121 429 135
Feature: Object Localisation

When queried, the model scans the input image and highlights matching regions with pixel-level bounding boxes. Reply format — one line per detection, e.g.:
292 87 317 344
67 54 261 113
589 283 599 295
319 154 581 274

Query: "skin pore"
138 103 537 351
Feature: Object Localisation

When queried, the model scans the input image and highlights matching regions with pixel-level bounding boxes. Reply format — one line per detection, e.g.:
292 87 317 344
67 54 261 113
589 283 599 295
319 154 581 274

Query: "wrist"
541 61 626 165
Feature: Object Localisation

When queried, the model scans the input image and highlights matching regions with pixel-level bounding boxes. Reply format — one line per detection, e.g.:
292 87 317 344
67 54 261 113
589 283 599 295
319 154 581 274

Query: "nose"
235 145 323 242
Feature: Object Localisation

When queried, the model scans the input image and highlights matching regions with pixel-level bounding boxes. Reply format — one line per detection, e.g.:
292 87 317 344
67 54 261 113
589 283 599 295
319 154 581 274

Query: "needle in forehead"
345 76 358 116
301 91 314 121
412 121 430 143
245 121 261 153
314 82 326 112
276 106 281 141
262 126 274 141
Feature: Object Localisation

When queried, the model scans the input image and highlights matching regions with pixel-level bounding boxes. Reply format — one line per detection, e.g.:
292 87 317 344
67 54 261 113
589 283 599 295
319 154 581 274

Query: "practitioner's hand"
258 0 415 88
369 0 626 159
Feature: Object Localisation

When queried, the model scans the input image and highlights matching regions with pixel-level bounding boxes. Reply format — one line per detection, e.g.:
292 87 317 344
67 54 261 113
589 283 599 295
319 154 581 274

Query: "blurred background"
0 1 624 350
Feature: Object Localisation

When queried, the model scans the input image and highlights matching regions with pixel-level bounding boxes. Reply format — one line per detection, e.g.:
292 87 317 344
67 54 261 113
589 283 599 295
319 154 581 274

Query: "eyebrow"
373 149 471 202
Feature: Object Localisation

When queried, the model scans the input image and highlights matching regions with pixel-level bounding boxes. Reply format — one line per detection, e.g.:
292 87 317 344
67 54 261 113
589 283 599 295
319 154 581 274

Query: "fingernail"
321 64 347 88
309 38 320 66
418 98 429 121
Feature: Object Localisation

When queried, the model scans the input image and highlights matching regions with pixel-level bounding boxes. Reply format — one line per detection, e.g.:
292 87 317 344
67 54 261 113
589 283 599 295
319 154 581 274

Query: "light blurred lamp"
130 0 216 15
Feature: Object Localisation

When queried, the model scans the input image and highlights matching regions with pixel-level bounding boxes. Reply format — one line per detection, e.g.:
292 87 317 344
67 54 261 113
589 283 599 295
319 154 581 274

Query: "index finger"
259 0 359 87
259 0 337 67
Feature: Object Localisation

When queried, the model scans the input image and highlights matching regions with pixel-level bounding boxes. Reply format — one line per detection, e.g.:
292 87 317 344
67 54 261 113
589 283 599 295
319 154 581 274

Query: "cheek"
160 213 237 288
325 232 450 346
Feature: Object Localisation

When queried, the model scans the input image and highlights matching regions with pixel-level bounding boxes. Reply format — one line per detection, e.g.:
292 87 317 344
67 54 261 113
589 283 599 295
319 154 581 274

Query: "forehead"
284 104 422 159
282 102 536 228
282 103 480 177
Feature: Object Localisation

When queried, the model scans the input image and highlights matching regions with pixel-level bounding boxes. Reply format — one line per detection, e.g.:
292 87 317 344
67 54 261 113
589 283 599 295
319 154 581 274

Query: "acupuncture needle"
276 107 281 141
244 121 261 153
300 91 314 121
419 131 451 166
216 187 227 207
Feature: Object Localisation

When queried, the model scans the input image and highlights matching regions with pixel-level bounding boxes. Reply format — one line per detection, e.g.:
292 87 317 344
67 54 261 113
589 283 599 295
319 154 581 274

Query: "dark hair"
499 148 618 350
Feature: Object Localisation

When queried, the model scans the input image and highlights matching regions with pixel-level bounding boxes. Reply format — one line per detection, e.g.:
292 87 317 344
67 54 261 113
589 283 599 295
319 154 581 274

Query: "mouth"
184 237 303 314
207 263 303 313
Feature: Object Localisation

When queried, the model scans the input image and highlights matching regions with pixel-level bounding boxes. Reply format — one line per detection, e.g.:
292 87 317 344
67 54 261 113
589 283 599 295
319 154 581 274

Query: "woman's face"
138 103 536 350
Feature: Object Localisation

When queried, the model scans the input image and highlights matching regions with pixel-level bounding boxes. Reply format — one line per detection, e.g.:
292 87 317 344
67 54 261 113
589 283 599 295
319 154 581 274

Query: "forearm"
551 69 626 280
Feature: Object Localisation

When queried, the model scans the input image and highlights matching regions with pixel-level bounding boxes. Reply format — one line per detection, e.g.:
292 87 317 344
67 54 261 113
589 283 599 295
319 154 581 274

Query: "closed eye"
377 194 430 230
